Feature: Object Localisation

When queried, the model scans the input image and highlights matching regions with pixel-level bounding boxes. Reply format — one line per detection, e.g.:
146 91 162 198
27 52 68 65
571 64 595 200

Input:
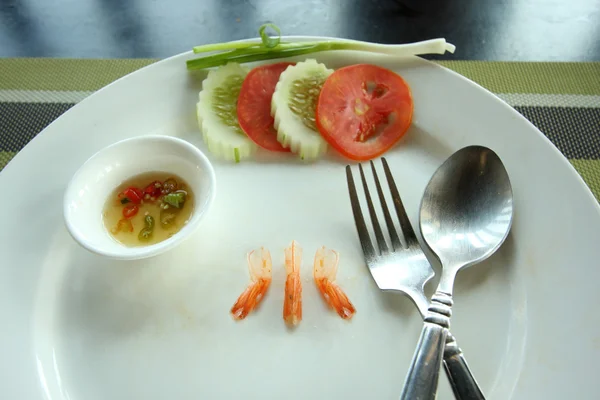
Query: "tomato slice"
237 62 295 152
316 64 413 161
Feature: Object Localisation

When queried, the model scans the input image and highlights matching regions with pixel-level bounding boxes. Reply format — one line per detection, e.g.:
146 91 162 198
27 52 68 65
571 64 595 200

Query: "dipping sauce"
103 172 194 247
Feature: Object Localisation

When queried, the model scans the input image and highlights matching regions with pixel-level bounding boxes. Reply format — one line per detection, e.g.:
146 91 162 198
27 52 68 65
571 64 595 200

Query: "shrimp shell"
283 240 302 326
314 246 356 319
230 247 272 320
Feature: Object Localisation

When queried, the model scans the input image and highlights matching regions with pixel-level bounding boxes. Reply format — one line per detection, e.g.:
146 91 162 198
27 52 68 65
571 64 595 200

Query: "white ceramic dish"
0 38 599 400
63 135 216 260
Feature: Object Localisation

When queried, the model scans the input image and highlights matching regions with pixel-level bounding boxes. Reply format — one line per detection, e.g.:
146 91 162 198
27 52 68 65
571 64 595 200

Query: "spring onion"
258 23 281 48
187 24 455 71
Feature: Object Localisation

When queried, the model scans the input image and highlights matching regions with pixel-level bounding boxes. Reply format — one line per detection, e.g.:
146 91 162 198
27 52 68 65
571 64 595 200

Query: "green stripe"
570 159 600 202
0 58 157 91
436 61 600 95
1 58 599 95
0 151 17 171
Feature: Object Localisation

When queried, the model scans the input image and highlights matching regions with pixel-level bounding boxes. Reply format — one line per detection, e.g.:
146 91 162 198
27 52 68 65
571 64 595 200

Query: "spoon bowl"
420 145 514 282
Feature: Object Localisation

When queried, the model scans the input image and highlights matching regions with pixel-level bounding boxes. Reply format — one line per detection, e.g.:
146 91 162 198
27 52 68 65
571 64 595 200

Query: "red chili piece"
143 181 162 198
122 204 139 219
122 187 143 204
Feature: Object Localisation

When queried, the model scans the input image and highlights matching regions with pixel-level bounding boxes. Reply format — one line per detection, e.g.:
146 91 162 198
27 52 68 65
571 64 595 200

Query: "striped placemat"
0 59 599 201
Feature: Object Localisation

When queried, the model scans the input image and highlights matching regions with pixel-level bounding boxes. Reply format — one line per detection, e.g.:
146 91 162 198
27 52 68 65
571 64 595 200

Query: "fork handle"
443 333 486 400
400 292 452 400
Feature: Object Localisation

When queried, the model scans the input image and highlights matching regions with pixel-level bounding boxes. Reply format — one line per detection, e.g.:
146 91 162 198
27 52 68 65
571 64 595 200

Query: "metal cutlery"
346 158 486 400
400 145 513 399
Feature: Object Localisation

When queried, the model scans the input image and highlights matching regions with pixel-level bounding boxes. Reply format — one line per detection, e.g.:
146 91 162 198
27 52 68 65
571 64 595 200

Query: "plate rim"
1 36 599 399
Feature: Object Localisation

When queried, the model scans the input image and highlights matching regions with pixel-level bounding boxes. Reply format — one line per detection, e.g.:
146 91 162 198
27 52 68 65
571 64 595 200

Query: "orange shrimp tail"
283 272 302 326
231 278 270 320
316 278 356 319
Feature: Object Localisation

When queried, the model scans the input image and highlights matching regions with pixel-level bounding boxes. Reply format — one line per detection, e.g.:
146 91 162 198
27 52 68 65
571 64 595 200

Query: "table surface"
0 4 599 398
0 1 599 202
1 0 600 61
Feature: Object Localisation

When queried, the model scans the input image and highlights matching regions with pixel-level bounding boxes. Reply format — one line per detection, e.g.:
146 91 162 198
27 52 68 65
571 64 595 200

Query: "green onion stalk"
186 24 455 71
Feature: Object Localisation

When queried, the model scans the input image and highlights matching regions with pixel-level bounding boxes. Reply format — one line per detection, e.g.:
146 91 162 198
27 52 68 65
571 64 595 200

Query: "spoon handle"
443 333 486 400
400 292 453 400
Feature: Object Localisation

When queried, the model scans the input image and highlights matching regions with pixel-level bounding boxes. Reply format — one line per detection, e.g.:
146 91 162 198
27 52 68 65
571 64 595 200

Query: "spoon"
399 145 514 400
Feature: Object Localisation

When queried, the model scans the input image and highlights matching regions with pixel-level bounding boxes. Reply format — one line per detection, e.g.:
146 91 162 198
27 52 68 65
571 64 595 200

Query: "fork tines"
346 158 419 261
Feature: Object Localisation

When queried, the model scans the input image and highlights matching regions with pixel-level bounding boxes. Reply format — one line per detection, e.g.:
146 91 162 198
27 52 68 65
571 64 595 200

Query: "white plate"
1 38 599 400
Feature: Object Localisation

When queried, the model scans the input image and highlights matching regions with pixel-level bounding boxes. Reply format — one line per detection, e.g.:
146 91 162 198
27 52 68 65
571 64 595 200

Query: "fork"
346 158 485 400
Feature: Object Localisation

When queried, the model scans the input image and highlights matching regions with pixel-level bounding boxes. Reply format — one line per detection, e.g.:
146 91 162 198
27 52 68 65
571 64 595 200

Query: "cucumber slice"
271 59 333 160
197 62 257 162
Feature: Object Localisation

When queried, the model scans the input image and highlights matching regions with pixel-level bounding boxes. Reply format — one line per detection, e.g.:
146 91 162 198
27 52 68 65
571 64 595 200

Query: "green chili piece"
138 215 155 241
160 208 178 227
145 215 155 229
163 192 186 208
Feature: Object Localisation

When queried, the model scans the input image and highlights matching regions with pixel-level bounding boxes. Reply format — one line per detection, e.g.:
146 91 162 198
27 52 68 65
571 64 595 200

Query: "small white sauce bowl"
63 135 216 260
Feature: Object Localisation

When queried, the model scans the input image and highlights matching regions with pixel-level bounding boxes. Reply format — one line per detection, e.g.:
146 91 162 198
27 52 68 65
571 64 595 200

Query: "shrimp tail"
313 246 356 320
316 278 356 319
283 240 303 326
231 278 270 320
283 272 302 325
230 247 272 320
